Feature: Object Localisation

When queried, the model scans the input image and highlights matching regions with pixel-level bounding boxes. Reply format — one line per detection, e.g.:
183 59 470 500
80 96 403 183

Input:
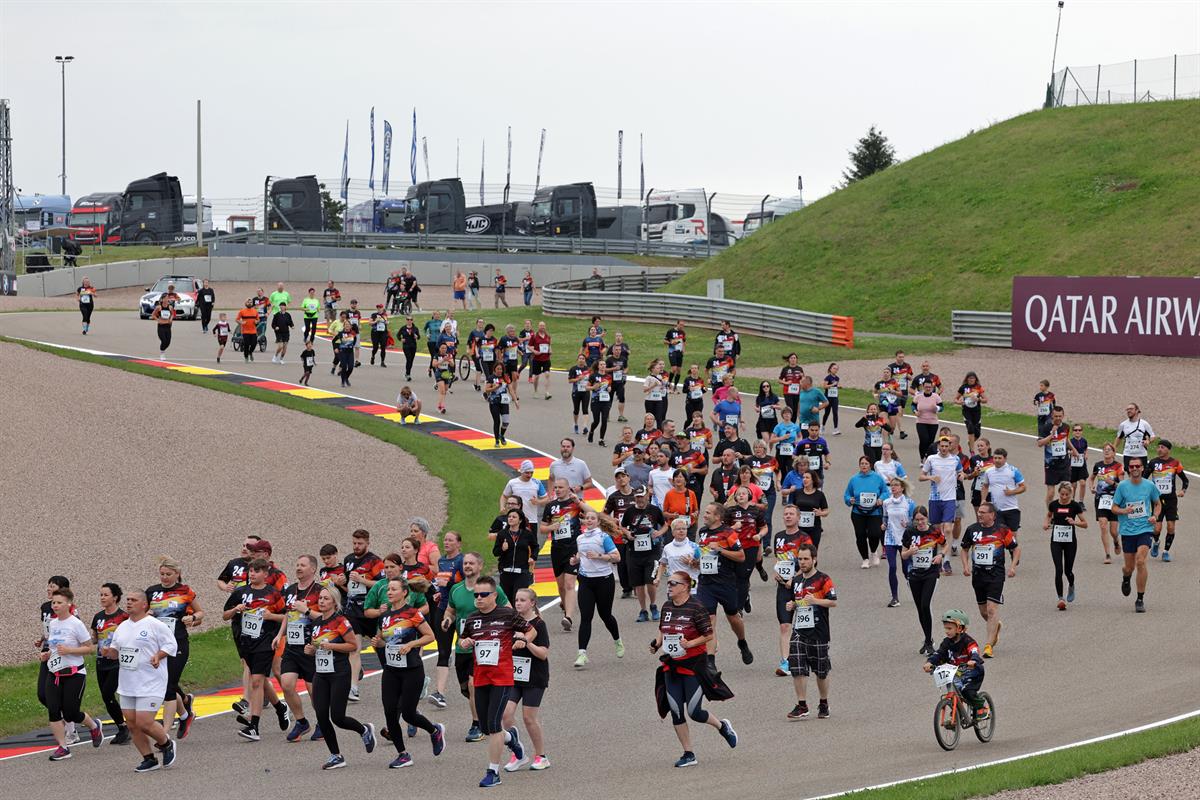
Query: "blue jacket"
845 471 889 516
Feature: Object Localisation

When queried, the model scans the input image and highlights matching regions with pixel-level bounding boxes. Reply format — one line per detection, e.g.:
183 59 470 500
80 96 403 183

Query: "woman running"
845 456 888 568
501 587 551 772
682 364 706 423
651 571 738 768
152 297 175 353
881 478 916 608
779 354 805 421
872 368 902 440
855 403 893 464
822 363 841 434
1044 481 1087 610
791 470 830 549
493 509 538 600
429 531 464 709
1069 424 1089 502
747 439 780 551
727 486 767 613
372 577 445 768
90 582 130 745
106 590 178 772
966 437 994 516
954 371 988 449
571 510 624 669
146 556 202 739
912 382 943 461
568 353 591 435
587 360 614 446
685 409 713 454
42 586 104 761
433 343 455 414
398 538 437 614
307 586 376 769
662 470 700 539
873 442 907 484
754 381 783 442
769 406 800 477
900 506 945 654
335 320 358 388
484 362 517 447
1089 444 1124 563
77 277 97 335
644 358 671 429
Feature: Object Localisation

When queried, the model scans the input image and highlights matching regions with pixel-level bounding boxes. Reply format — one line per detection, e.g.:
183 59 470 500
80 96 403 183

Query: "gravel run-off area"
984 745 1199 799
0 340 445 666
745 347 1200 448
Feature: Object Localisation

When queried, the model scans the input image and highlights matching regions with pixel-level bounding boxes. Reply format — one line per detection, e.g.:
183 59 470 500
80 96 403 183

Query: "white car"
139 275 201 320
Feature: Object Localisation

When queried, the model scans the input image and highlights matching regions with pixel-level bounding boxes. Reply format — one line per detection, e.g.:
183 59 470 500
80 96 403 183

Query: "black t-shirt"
498 335 521 363
568 365 589 394
272 311 294 333
515 616 550 688
1047 500 1085 542
713 438 751 463
621 504 667 556
790 490 829 532
792 570 838 643
218 557 250 587
397 325 421 348
709 466 740 503
281 581 323 648
603 490 637 525
697 525 742 585
224 584 284 652
605 352 629 383
612 441 636 462
682 375 706 404
198 288 215 306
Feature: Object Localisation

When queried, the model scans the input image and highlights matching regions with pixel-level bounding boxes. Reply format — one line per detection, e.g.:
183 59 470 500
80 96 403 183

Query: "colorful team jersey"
465 606 531 687
697 526 742 585
224 584 285 651
1034 391 1056 418
218 557 250 588
1148 457 1187 497
146 583 196 639
875 379 902 409
658 598 713 660
1092 461 1124 496
779 365 805 395
310 613 354 674
319 564 346 589
887 362 914 393
929 634 983 672
901 526 946 574
543 498 583 550
343 552 384 605
958 383 985 409
772 529 814 561
281 581 323 648
964 523 1018 577
791 570 838 642
91 608 128 666
727 505 766 549
747 455 779 491
377 605 427 669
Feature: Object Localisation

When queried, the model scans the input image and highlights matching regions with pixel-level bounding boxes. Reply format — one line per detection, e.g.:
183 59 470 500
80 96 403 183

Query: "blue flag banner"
368 107 376 191
410 108 418 185
340 121 349 201
382 121 392 195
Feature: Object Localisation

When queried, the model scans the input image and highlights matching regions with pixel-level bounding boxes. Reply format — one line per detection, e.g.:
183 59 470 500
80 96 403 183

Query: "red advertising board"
1012 276 1200 358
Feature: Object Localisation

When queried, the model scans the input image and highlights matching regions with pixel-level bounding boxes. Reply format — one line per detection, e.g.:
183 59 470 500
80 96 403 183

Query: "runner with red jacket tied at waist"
696 503 752 666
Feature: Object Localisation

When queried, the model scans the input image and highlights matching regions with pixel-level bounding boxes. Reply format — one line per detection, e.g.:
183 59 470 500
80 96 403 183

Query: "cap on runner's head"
674 432 688 439
941 609 969 627
613 467 628 476
248 539 273 555
633 485 648 497
519 459 535 472
1159 439 1173 450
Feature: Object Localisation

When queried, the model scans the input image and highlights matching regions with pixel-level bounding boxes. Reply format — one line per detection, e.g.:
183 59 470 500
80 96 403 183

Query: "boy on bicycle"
923 609 988 720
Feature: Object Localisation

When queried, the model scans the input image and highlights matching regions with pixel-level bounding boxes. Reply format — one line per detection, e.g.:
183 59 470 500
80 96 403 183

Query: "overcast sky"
2 0 1197 218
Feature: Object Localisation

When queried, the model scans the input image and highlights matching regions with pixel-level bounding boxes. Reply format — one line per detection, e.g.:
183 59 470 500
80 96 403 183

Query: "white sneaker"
574 651 588 669
869 553 880 567
271 355 279 363
832 428 841 436
348 685 360 702
277 358 285 365
860 559 870 569
64 725 80 745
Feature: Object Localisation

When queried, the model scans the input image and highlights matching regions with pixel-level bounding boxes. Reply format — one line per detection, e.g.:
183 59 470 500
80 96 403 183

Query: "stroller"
231 322 268 353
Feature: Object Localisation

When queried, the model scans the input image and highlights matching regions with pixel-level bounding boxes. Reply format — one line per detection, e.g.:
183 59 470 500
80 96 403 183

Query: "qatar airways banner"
1012 276 1200 358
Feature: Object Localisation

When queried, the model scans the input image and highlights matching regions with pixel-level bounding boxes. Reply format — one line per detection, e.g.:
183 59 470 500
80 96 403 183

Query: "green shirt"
269 290 291 315
449 581 509 652
364 578 424 612
301 296 320 319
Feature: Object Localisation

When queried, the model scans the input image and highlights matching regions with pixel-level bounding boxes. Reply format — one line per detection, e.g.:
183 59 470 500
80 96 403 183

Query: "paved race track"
2 310 1197 797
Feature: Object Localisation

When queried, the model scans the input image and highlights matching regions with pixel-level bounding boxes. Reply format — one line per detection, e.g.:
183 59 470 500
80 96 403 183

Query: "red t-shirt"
530 332 552 362
465 605 531 687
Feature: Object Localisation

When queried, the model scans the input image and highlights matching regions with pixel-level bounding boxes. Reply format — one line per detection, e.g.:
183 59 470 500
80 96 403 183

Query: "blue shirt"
845 471 889 516
1113 479 1160 536
772 422 800 451
713 399 742 428
798 388 827 426
781 470 807 501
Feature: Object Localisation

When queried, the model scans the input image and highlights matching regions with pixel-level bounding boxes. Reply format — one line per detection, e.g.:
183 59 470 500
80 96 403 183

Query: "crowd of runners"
47 277 1188 782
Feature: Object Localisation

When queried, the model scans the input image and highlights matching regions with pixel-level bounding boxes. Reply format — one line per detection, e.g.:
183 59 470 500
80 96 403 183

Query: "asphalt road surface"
3 309 1197 797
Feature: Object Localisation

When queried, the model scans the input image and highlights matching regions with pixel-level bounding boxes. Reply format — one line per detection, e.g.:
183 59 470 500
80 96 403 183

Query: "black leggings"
577 574 620 650
572 392 589 420
80 303 94 324
685 399 703 424
311 671 366 755
38 662 50 708
784 393 800 421
200 304 213 329
1051 540 1078 597
862 445 883 464
165 639 189 705
962 406 982 439
474 684 512 735
371 330 387 363
489 403 510 442
664 669 709 726
381 666 436 753
338 349 355 382
46 671 86 724
615 542 632 591
499 570 532 605
851 513 883 559
908 571 939 645
736 546 759 610
97 667 125 726
303 316 317 341
590 399 611 441
822 396 839 428
157 324 172 352
403 346 416 376
428 604 455 668
646 398 668 428
917 422 939 461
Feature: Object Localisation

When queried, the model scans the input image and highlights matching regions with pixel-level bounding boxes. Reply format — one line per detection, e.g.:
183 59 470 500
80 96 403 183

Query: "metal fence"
951 310 1012 348
543 279 854 347
1049 53 1199 106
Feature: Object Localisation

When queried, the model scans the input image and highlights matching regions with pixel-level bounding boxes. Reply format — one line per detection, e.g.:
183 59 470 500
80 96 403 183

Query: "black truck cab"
268 176 324 231
527 183 597 237
116 173 184 244
401 178 466 234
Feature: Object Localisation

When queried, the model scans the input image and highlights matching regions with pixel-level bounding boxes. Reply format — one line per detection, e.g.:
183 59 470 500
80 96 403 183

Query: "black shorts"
510 685 545 708
667 352 683 368
1158 495 1179 522
775 586 793 625
551 547 578 577
788 637 831 678
1044 462 1070 487
347 611 377 638
531 360 550 376
275 332 290 343
627 554 658 587
504 360 519 377
217 335 229 346
244 647 275 676
698 581 740 616
1094 497 1117 521
972 574 1005 605
1069 465 1089 482
997 508 1021 532
279 648 315 682
454 650 475 690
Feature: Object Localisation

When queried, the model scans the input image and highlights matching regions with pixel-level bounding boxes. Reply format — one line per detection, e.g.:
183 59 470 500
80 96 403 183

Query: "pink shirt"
914 393 942 425
417 540 441 567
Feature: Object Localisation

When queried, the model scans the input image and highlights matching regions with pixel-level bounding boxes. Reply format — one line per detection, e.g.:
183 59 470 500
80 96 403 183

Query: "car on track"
139 276 202 320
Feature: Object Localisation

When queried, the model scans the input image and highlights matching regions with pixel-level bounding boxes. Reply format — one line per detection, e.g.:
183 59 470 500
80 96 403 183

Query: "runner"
587 360 614 445
501 587 551 771
882 478 917 608
705 345 736 394
1149 440 1188 561
1033 379 1056 437
540 478 582 631
621 485 668 622
1043 482 1087 610
784 543 837 720
453 271 468 309
306 586 376 769
681 364 706 423
695 502 750 663
484 362 517 447
855 403 893 464
922 610 988 721
644 358 671 429
443 553 509 743
771 505 814 675
912 381 943 461
468 271 481 308
430 531 465 709
299 287 320 342
954 371 988 449
845 456 888 569
874 442 907 485
580 324 605 368
492 270 509 307
752 380 782 441
393 315 420 381
1115 403 1157 472
797 421 831 486
1069 424 1089 502
822 363 841 435
494 324 521 403
1036 406 1075 503
521 271 535 306
146 556 202 739
872 369 902 442
727 486 767 618
779 354 805 421
326 311 344 373
796 376 828 431
663 468 701 539
433 342 455 413
197 280 215 333
912 360 941 395
371 577 444 768
342 529 384 701
919 435 965 573
276 554 322 742
270 301 294 364
966 438 994 521
212 313 231 363
770 406 801 477
466 318 489 391
222 558 288 740
41 587 104 761
518 319 534 379
367 304 389 367
105 590 178 772
959 502 1020 658
1089 444 1124 563
493 508 538 600
980 448 1026 536
151 296 175 353
790 470 830 549
605 332 631 422
571 509 625 668
747 440 780 549
76 277 96 335
334 316 358 387
299 339 316 385
658 517 703 590
36 576 72 739
886 351 914 440
664 320 686 389
566 353 590 434
530 321 553 399
900 507 946 654
458 576 532 788
1112 458 1162 613
90 582 130 745
651 571 738 767
323 280 341 323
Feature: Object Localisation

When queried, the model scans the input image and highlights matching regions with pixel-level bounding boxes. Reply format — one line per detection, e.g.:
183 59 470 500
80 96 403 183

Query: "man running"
1114 403 1156 472
342 529 384 701
785 544 837 720
540 479 582 631
322 280 341 323
664 320 686 389
979 448 1026 535
221 558 288 740
1148 440 1188 561
1112 458 1162 613
443 552 510 743
887 351 914 440
919 436 964 553
277 555 323 742
621 486 668 622
1036 406 1075 503
696 502 752 665
270 302 294 364
960 503 1020 658
549 437 594 495
300 287 321 342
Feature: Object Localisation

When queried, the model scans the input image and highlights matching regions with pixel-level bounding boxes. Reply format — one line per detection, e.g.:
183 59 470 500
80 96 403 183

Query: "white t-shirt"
659 538 702 585
46 616 92 673
922 454 961 502
111 615 179 698
647 467 675 508
504 476 547 522
549 457 592 491
882 495 915 546
396 391 420 407
983 463 1025 512
874 459 903 484
1116 418 1155 458
576 529 617 578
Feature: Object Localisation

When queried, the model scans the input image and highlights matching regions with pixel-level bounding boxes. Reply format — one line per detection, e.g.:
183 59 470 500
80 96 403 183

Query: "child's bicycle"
930 664 996 751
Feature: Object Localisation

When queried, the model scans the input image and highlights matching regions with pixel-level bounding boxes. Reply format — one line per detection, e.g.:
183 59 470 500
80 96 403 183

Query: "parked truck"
740 195 805 236
640 188 739 247
183 195 214 237
114 173 184 244
68 192 123 243
267 175 324 231
527 182 597 237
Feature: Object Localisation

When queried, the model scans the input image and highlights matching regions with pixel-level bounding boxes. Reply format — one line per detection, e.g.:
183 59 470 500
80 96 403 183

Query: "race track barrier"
952 309 1013 347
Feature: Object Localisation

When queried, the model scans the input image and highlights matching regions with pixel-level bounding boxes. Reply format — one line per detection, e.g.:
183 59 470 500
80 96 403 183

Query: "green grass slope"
668 100 1200 335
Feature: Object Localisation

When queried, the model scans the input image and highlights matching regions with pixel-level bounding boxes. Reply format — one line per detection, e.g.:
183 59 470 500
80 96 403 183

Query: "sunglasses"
666 580 687 588
473 591 494 598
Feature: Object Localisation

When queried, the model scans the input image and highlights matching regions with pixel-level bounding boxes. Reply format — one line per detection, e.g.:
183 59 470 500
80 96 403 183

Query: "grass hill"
666 100 1200 335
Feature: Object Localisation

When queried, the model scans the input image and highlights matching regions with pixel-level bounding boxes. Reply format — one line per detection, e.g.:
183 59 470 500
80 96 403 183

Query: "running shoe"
1067 584 1076 603
380 727 392 741
237 725 261 741
90 720 104 747
530 755 550 770
1151 540 1160 558
506 726 525 761
983 644 994 658
160 739 177 769
505 752 530 772
651 605 660 621
348 685 361 702
899 431 908 439
621 590 633 599
950 544 960 557
1057 599 1067 611
1135 599 1146 613
861 559 870 569
287 719 311 742
617 415 628 422
817 700 830 719
235 714 251 727
598 440 605 447
870 553 880 566
388 752 413 769
560 615 573 632
832 429 841 436
361 722 376 753
479 769 503 787
674 751 698 768
310 724 324 741
573 425 579 434
177 711 194 741
919 642 933 656
431 723 445 756
776 658 789 677
636 610 649 623
574 651 589 669
1121 574 1132 597
48 746 71 761
738 640 754 665
718 719 738 748
111 726 132 746
182 692 195 722
1163 551 1173 562
322 754 346 770
134 754 160 773
942 560 953 575
231 699 249 715
887 598 900 608
787 702 809 720
276 702 291 731
407 724 417 739
743 597 752 613
466 724 484 742
756 563 769 582
615 639 625 658
428 691 447 708
64 726 80 745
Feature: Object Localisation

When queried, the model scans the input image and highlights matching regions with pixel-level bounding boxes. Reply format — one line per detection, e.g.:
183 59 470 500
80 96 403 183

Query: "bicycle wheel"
973 692 996 743
458 354 472 381
933 696 960 751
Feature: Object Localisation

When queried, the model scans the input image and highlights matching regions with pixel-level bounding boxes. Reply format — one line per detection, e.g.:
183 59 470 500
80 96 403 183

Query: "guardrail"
951 310 1012 347
542 279 854 347
202 229 720 259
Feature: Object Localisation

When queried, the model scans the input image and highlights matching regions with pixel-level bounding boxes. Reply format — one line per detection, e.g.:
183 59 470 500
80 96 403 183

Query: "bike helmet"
941 609 970 627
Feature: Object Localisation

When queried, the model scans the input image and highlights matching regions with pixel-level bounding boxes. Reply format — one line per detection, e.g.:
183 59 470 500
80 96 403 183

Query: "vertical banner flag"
639 133 645 202
504 126 512 203
410 108 418 185
340 120 349 202
617 130 624 200
535 128 546 191
480 140 485 205
368 107 376 191
382 120 392 195
422 137 430 181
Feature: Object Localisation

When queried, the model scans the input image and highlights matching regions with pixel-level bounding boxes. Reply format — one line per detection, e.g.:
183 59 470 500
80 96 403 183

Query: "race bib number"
972 546 995 567
827 387 839 398
613 370 624 381
897 377 908 391
799 511 815 528
1038 402 1051 416
808 456 822 471
1127 500 1147 519
792 603 815 630
649 390 665 401
597 391 610 402
241 609 264 639
385 643 408 668
858 492 877 507
482 347 494 361
1050 440 1067 457
474 639 500 666
633 534 652 552
1154 477 1173 494
774 560 795 581
778 443 794 456
80 294 92 304
883 393 896 406
724 414 739 426
304 356 315 367
347 578 365 597
786 384 800 395
670 342 682 352
286 620 306 645
868 432 883 447
538 344 549 354
932 664 957 688
119 646 139 672
699 553 719 575
761 406 775 418
315 649 334 674
663 634 685 659
963 394 977 408
513 656 531 683
689 389 702 400
1052 524 1073 543
555 520 573 541
912 548 934 570
375 321 386 331
499 393 511 405
1070 454 1084 468
47 651 64 673
1098 495 1114 510
160 309 171 319
756 473 772 489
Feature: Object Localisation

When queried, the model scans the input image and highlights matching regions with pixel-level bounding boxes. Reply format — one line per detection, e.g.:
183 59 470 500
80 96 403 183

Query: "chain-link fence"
1049 53 1199 107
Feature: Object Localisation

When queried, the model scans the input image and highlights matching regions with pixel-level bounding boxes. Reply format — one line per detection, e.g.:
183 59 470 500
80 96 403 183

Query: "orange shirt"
237 307 258 335
662 488 699 527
